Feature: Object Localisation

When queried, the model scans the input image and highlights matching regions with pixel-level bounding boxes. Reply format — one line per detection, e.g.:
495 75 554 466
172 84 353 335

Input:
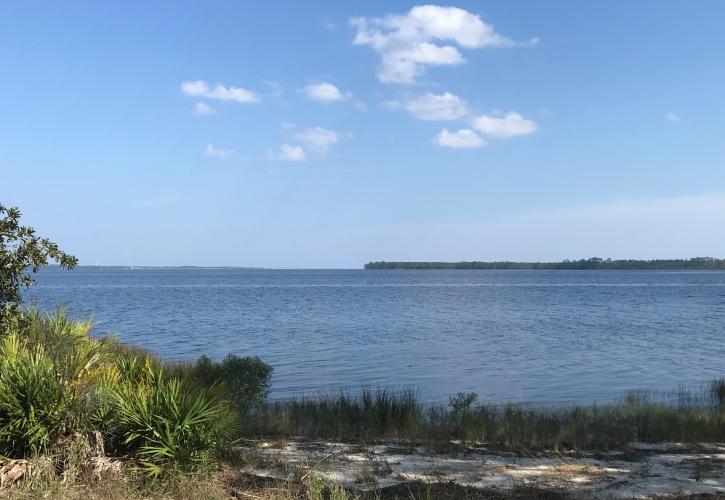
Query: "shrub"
108 369 235 476
173 354 272 416
0 334 65 455
0 309 247 477
0 309 113 457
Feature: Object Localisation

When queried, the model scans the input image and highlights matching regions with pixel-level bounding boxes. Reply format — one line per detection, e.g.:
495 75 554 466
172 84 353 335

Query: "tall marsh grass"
257 388 422 441
252 382 725 450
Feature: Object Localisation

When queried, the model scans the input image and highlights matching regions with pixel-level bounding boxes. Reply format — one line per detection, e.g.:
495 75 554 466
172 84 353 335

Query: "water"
25 267 725 404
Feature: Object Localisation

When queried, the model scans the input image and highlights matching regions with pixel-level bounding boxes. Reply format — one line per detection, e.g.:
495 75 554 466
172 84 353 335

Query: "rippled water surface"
26 268 725 404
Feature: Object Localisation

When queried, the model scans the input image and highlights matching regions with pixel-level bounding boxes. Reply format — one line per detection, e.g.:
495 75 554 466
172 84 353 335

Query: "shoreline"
365 257 725 270
1 310 724 499
241 440 725 498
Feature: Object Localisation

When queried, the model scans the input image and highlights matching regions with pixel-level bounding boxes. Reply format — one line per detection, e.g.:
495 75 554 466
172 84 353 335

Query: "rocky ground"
240 440 725 498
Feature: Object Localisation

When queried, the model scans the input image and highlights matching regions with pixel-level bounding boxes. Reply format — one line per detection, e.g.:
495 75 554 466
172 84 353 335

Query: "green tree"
0 203 77 326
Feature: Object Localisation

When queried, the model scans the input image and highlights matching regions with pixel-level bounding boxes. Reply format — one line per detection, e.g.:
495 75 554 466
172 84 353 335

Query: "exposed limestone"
240 441 725 498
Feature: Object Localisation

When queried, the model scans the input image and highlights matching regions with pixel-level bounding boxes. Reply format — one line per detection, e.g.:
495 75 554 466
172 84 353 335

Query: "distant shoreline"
365 257 725 270
42 258 725 271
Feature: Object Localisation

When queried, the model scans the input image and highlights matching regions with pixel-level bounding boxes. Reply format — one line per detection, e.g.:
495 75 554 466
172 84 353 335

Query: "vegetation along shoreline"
364 257 725 270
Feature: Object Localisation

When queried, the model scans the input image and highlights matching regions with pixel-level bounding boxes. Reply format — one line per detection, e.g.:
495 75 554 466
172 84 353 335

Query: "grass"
250 382 725 450
254 388 422 442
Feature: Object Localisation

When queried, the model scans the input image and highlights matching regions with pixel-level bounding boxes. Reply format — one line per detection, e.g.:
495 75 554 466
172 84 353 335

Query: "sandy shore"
240 440 725 498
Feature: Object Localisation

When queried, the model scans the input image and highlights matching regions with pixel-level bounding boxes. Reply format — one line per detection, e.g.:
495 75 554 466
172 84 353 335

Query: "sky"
2 1 725 268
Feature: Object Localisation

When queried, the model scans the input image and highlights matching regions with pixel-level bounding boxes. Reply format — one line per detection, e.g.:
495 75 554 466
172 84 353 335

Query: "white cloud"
472 112 538 139
351 5 533 84
433 128 485 149
305 82 345 102
294 127 340 157
392 92 468 121
204 144 235 158
270 144 306 162
192 102 216 115
665 112 681 123
181 80 260 103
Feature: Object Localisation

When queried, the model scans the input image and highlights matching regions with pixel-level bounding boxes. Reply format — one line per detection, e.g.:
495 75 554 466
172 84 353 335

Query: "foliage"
0 310 108 455
171 354 273 415
364 257 725 270
0 334 65 455
0 309 251 477
108 369 235 476
0 203 77 327
449 392 478 415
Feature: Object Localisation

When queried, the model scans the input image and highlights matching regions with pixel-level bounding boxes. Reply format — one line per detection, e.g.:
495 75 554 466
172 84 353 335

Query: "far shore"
365 257 725 270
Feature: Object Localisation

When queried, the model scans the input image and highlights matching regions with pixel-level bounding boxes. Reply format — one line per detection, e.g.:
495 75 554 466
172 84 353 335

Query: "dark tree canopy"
364 257 725 270
0 203 77 323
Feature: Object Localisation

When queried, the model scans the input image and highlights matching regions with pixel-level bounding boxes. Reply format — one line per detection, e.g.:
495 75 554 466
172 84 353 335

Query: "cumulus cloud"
391 91 468 121
665 112 681 123
269 144 306 162
192 102 216 115
204 144 235 158
351 5 533 84
304 82 346 102
433 128 485 149
294 127 340 157
472 112 538 139
181 80 260 103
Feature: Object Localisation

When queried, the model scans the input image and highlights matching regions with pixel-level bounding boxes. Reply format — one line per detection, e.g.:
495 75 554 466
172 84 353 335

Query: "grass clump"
257 388 422 442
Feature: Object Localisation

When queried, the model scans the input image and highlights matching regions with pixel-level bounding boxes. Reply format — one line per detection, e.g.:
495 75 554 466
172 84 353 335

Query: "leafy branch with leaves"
0 203 77 325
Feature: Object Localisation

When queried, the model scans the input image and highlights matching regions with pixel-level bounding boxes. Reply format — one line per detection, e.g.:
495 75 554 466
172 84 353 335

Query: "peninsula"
364 257 725 270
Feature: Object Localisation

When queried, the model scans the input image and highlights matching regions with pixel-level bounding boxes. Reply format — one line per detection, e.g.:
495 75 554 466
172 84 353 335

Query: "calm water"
25 267 725 404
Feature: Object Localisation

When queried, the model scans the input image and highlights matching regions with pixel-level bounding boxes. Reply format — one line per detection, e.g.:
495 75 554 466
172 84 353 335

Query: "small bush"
108 369 235 476
171 354 272 415
0 310 111 456
0 334 65 455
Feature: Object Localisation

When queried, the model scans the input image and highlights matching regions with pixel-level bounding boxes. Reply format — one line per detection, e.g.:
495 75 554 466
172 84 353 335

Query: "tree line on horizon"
364 257 725 270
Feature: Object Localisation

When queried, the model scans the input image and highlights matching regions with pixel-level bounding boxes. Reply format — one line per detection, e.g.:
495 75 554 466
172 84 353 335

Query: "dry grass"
3 455 722 499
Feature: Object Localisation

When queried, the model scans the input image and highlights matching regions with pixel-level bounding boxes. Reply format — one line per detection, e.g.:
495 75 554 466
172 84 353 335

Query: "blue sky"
2 1 725 267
